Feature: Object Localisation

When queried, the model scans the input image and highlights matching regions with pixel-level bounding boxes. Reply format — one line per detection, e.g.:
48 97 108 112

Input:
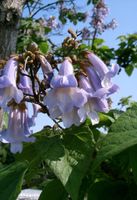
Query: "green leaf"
39 41 49 53
118 96 132 107
46 131 93 200
92 104 137 169
44 27 51 34
39 179 67 200
16 134 64 181
125 65 134 76
0 161 28 200
17 125 94 200
129 145 137 184
93 38 104 46
95 112 115 127
64 124 95 146
88 181 128 200
87 0 99 5
128 183 137 200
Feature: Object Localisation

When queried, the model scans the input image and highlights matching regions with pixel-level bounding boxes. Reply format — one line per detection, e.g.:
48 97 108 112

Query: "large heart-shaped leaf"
88 180 128 200
0 161 28 200
92 105 137 169
46 125 94 200
17 125 94 200
39 179 67 200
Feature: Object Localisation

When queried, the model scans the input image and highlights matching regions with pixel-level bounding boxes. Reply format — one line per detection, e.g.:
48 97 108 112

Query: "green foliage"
118 96 133 108
17 18 50 52
92 104 137 170
92 38 115 64
39 179 67 200
10 104 137 199
129 146 137 185
16 132 63 187
39 41 49 53
3 104 137 199
88 180 128 200
115 34 137 76
46 133 93 200
16 125 94 200
59 10 87 25
87 0 99 5
0 161 28 200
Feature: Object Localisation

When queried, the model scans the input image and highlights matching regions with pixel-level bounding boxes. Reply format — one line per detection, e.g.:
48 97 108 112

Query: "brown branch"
24 96 49 114
30 0 40 17
91 28 97 49
29 63 38 101
53 119 64 130
26 2 31 16
31 0 70 18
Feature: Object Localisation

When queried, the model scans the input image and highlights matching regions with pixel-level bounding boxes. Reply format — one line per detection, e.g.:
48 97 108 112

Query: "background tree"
0 0 26 59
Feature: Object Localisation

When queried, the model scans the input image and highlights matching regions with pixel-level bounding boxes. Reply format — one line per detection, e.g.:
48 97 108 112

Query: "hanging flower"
0 58 23 108
0 103 35 153
30 103 41 126
39 55 53 81
87 52 119 94
45 58 87 127
78 74 109 125
18 69 33 95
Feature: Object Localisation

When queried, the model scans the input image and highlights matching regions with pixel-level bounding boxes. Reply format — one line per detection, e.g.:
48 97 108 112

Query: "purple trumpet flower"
32 103 41 118
18 69 33 95
0 58 23 108
87 52 119 94
62 108 81 128
45 59 87 127
30 103 41 126
39 55 53 83
78 75 109 125
86 67 102 91
79 74 108 98
0 104 35 153
50 58 78 88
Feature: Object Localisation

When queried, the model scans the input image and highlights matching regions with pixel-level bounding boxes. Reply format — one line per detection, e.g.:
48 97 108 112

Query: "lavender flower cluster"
45 53 119 128
0 52 119 153
80 0 118 39
0 58 42 153
91 0 118 34
41 16 59 29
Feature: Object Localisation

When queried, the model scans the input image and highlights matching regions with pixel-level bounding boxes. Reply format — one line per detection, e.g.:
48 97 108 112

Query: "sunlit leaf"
92 104 137 169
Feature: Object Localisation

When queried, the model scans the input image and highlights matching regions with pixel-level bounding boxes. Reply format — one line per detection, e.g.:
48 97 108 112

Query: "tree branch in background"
31 0 70 18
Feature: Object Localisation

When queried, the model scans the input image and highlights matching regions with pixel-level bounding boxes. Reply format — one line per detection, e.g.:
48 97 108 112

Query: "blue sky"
101 0 137 106
33 0 137 131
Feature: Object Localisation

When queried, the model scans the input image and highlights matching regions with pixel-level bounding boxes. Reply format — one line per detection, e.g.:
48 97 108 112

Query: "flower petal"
62 109 81 128
86 67 102 90
93 88 108 98
87 52 108 77
91 98 109 113
79 75 94 94
71 88 87 108
108 84 119 94
88 111 99 125
10 142 23 153
78 107 87 123
50 74 77 88
59 59 74 76
106 64 119 78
